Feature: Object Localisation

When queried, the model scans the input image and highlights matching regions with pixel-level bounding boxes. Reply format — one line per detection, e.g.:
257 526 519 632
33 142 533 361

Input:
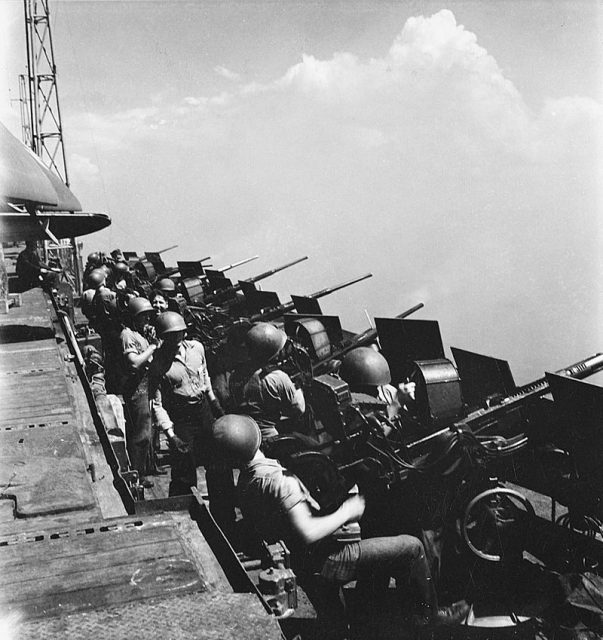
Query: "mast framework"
23 0 69 184
21 0 81 292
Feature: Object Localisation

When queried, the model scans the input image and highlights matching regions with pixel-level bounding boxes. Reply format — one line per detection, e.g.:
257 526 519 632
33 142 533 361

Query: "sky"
0 1 602 384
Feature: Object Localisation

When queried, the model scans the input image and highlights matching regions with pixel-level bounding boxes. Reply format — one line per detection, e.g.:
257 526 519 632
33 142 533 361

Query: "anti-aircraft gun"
203 256 309 307
247 273 373 323
132 245 183 282
270 302 425 392
178 255 259 306
182 257 309 356
269 343 603 555
402 352 603 560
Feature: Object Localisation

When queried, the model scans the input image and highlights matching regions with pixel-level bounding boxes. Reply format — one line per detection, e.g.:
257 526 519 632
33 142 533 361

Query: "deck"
0 287 281 639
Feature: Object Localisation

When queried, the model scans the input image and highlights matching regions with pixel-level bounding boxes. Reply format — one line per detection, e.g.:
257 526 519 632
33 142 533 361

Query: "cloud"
72 10 601 381
214 65 240 81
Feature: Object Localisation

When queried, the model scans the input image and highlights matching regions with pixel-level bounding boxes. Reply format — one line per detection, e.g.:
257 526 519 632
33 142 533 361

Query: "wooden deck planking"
0 557 202 619
0 516 208 620
0 521 180 566
0 538 185 585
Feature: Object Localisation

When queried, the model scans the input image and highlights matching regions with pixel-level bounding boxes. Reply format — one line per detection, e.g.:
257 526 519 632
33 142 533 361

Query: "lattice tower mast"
21 0 82 292
23 0 69 183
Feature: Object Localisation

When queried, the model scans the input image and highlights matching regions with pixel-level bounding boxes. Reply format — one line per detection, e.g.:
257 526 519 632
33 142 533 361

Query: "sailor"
16 240 61 291
112 260 131 291
229 322 306 441
154 277 182 313
112 260 143 313
149 289 170 316
120 297 161 487
81 267 107 326
83 251 103 281
339 346 451 596
339 346 415 424
110 248 126 263
150 311 236 535
211 414 469 636
92 269 127 394
211 320 252 413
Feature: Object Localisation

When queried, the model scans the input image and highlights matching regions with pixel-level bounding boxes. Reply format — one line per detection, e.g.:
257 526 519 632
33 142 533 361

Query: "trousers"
168 401 237 537
124 376 153 477
296 534 435 640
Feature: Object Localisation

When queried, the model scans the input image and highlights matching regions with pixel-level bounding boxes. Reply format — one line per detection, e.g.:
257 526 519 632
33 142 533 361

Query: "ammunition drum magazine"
310 374 353 441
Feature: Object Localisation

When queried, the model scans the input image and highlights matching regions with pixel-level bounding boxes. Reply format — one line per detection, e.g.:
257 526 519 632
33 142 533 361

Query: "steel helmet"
113 261 129 275
87 252 101 265
245 322 287 364
86 268 106 289
211 414 261 463
127 296 153 317
155 311 187 336
339 347 391 387
155 277 176 294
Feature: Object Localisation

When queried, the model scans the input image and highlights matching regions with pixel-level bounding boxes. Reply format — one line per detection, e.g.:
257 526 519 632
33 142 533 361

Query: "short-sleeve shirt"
238 457 362 581
236 369 299 438
119 327 150 395
237 457 313 552
151 339 211 427
120 327 149 358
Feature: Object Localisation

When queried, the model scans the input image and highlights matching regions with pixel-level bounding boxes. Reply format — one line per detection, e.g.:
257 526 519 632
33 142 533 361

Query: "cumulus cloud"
74 10 601 381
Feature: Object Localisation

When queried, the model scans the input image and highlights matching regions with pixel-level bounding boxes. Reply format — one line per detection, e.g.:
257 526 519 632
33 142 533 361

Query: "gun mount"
407 352 603 453
311 302 425 375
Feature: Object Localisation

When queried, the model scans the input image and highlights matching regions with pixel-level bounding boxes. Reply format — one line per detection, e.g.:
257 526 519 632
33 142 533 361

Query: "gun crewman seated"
229 322 306 440
211 414 470 637
339 346 415 426
16 240 61 291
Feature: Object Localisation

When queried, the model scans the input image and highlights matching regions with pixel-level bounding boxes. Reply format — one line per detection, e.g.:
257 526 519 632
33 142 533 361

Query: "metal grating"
15 591 282 640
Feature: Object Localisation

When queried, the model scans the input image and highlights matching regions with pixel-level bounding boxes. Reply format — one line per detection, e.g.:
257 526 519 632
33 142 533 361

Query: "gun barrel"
249 301 295 322
396 302 424 319
251 273 372 322
204 257 308 306
246 256 309 284
157 245 179 254
310 273 373 300
217 255 259 273
555 352 603 379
